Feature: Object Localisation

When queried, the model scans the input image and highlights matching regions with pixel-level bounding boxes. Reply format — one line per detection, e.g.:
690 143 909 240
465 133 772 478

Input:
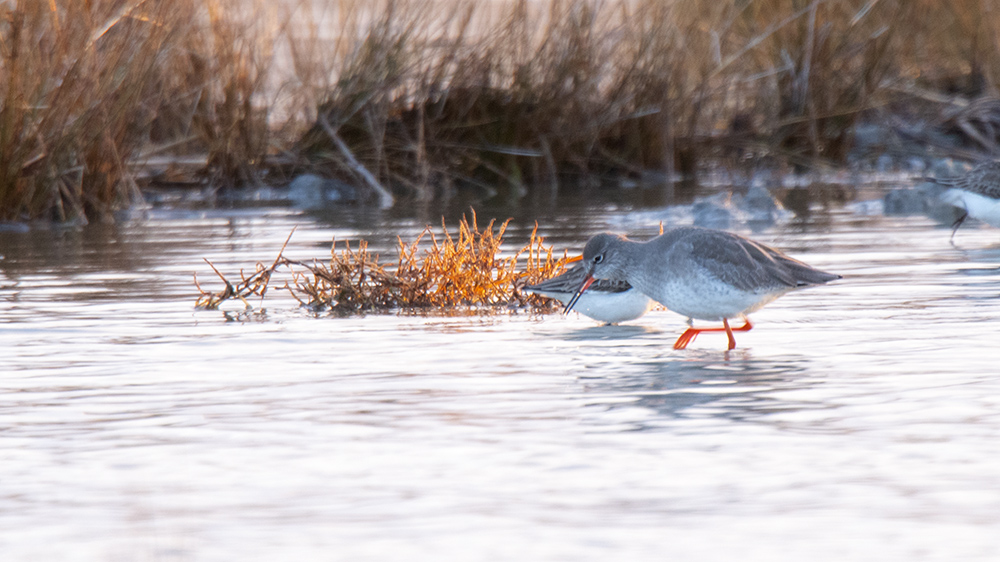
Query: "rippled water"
2 191 1000 561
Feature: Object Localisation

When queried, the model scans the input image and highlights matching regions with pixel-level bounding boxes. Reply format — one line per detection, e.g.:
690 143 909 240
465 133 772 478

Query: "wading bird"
564 227 840 350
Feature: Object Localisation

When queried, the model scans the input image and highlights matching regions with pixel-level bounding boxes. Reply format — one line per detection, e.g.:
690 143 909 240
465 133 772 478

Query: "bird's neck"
615 239 642 283
623 238 662 290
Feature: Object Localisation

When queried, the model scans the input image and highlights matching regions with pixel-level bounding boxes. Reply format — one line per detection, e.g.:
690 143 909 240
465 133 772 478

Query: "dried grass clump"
0 0 177 222
289 0 925 195
733 0 904 163
294 0 709 199
0 0 279 222
152 0 276 188
195 212 570 312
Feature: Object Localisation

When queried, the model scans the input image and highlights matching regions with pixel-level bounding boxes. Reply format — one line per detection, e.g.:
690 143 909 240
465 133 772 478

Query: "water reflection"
579 351 816 427
561 324 663 341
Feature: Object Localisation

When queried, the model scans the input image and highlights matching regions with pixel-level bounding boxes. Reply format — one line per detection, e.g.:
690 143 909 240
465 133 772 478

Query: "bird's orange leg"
673 327 700 349
672 319 754 350
723 318 736 350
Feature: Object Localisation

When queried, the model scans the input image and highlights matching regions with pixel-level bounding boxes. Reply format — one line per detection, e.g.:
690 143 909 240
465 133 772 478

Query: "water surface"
2 194 999 561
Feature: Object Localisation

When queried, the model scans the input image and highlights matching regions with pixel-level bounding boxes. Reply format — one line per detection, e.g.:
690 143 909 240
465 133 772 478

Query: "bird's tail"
787 260 841 286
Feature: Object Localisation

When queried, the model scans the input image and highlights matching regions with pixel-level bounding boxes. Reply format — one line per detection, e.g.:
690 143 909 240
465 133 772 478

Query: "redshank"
927 160 1000 239
564 227 840 350
525 264 654 325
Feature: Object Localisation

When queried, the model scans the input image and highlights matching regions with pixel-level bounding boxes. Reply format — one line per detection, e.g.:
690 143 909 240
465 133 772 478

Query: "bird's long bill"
563 274 595 314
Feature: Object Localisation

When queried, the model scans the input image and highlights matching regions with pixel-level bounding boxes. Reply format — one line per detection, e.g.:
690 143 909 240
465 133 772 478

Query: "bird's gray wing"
933 162 1000 198
967 163 1000 198
669 231 836 292
526 265 633 294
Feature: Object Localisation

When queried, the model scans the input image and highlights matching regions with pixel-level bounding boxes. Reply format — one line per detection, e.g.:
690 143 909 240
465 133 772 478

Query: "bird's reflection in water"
577 349 824 428
561 323 664 342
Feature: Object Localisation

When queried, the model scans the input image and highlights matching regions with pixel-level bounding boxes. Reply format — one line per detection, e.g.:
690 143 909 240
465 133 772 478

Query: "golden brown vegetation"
6 0 1000 221
195 212 570 311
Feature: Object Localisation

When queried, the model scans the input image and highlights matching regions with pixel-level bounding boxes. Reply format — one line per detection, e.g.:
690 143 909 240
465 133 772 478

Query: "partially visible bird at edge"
926 160 1000 240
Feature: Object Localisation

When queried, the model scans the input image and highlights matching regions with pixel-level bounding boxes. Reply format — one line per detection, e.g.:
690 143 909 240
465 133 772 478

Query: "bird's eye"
593 254 604 264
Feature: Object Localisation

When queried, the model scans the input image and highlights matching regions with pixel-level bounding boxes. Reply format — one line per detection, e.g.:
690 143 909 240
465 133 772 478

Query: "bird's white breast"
636 272 783 321
569 289 655 324
942 189 1000 227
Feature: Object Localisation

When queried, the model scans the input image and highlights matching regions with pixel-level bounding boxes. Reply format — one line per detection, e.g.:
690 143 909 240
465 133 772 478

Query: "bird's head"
563 233 631 314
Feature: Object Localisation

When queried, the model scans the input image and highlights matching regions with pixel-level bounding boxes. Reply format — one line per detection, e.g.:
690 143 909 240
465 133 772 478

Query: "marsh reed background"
3 0 1000 222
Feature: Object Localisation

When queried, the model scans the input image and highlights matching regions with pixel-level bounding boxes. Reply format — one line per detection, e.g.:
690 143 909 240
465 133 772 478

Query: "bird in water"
926 160 1000 240
564 227 840 350
525 264 654 325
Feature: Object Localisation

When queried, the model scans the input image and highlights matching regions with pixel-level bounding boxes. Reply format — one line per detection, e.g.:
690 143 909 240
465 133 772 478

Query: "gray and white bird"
564 227 840 350
927 160 1000 239
525 264 654 325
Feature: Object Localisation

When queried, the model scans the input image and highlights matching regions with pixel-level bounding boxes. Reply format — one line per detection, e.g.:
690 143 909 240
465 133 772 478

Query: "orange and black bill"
563 274 595 314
